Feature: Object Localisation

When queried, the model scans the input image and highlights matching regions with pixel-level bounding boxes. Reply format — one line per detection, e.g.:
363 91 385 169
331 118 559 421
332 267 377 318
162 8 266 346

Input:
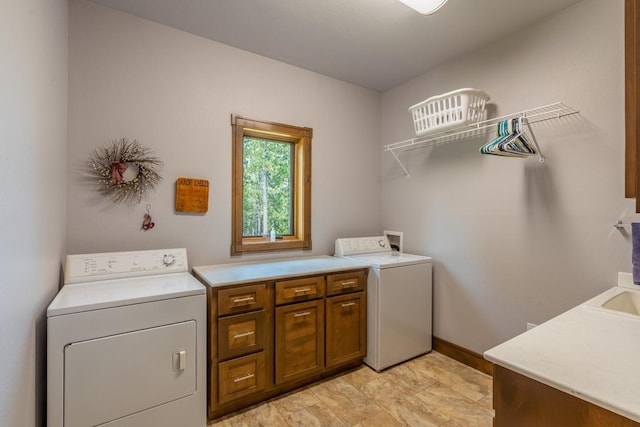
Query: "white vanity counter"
192 255 370 287
484 276 640 423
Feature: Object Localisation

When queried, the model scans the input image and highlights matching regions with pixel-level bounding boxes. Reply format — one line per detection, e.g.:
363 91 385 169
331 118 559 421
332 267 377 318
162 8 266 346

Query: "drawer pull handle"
341 280 356 287
233 373 255 383
233 331 255 339
294 287 312 293
293 311 311 318
341 302 356 308
232 296 255 304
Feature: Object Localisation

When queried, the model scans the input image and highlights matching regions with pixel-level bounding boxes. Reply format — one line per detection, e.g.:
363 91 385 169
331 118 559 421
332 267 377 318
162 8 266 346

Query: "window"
231 115 312 255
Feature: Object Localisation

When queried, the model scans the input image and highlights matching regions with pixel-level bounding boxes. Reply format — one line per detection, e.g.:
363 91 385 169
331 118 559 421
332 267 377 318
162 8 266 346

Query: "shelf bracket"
390 148 410 177
522 116 545 163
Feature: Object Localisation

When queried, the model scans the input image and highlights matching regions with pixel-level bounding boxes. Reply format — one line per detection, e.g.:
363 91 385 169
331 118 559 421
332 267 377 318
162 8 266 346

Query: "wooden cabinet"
493 365 640 427
204 268 367 421
626 0 640 211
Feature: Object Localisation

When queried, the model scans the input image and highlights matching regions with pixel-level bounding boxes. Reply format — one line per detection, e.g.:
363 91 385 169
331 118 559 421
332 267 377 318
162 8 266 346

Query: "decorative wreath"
88 137 163 204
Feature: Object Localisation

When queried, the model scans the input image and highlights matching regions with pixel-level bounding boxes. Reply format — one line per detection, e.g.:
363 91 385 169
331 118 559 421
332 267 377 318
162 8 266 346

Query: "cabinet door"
275 300 324 384
326 292 366 369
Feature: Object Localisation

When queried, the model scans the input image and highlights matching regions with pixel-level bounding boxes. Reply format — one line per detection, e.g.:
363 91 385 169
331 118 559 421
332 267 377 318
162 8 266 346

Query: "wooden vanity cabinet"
206 268 367 421
494 365 640 427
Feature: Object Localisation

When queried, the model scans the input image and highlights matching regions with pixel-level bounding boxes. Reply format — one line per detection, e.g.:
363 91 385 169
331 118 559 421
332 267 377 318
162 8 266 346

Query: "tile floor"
209 351 494 427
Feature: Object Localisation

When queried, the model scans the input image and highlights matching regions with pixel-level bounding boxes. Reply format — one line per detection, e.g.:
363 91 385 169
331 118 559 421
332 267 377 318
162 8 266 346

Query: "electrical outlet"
526 322 537 331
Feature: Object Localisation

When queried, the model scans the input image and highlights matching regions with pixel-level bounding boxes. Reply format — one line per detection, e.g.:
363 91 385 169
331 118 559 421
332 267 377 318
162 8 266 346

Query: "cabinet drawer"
326 270 366 296
275 276 325 305
218 310 266 361
218 352 266 405
218 283 266 315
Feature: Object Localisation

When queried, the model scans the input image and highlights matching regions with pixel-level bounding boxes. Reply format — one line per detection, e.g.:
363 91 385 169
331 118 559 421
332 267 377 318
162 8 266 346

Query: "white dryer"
335 236 433 371
47 248 206 427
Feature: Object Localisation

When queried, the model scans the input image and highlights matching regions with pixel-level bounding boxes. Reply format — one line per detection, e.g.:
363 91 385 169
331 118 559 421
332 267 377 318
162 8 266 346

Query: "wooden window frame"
231 115 312 255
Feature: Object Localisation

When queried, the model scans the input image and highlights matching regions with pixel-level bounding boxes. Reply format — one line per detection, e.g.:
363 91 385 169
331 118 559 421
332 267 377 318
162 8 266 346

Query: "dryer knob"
378 239 386 247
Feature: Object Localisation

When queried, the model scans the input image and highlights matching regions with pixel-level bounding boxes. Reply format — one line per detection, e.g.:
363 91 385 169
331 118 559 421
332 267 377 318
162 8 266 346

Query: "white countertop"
484 277 640 423
192 255 370 288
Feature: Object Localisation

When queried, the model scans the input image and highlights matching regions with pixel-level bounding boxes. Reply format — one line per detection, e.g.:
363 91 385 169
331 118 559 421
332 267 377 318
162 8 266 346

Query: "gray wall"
66 0 636 368
0 1 68 425
67 0 382 267
381 0 634 354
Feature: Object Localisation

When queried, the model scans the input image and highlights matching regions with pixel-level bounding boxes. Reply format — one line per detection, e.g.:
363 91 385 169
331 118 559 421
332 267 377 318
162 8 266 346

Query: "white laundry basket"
409 88 490 136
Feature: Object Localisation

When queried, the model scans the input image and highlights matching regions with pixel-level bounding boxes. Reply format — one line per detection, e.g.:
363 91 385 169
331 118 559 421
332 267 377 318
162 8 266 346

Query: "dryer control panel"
64 248 188 284
334 236 391 256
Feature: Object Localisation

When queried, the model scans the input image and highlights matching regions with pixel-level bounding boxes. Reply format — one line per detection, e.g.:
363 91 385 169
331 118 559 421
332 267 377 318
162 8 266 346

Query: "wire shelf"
385 102 578 152
384 102 578 177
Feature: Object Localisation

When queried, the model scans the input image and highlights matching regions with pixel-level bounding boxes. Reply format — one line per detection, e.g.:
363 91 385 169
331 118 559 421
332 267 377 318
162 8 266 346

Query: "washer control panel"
334 236 391 256
64 248 188 284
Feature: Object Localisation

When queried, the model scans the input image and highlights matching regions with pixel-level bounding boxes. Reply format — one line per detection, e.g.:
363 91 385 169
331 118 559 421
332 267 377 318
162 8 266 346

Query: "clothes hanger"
480 119 509 155
500 118 532 157
497 118 528 157
481 117 536 158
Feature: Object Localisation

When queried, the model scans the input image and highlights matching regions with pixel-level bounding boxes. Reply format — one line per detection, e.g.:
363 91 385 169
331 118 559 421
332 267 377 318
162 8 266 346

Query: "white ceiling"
91 0 584 92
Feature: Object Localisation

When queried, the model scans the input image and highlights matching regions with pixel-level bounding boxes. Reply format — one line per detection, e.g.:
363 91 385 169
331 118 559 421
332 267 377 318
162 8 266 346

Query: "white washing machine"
47 248 206 427
335 236 433 371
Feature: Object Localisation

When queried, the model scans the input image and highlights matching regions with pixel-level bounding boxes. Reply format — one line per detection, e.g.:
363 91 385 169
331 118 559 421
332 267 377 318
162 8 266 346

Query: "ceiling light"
396 0 449 15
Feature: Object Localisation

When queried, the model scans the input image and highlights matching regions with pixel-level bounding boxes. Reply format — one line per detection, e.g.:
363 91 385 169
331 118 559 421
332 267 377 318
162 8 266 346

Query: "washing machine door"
64 320 196 427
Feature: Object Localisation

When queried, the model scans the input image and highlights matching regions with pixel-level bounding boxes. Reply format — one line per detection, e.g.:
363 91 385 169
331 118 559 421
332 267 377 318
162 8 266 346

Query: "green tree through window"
242 137 294 237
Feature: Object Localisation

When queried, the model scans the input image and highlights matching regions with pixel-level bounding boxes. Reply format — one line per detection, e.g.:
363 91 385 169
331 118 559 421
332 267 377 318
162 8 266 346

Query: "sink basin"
584 286 640 319
601 291 640 315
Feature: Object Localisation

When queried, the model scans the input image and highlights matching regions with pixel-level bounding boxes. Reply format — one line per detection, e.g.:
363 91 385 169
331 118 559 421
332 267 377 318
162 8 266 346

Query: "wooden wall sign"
175 178 209 213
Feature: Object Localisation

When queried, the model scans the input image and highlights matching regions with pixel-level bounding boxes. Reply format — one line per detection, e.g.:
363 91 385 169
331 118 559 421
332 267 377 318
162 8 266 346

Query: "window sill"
231 238 312 256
